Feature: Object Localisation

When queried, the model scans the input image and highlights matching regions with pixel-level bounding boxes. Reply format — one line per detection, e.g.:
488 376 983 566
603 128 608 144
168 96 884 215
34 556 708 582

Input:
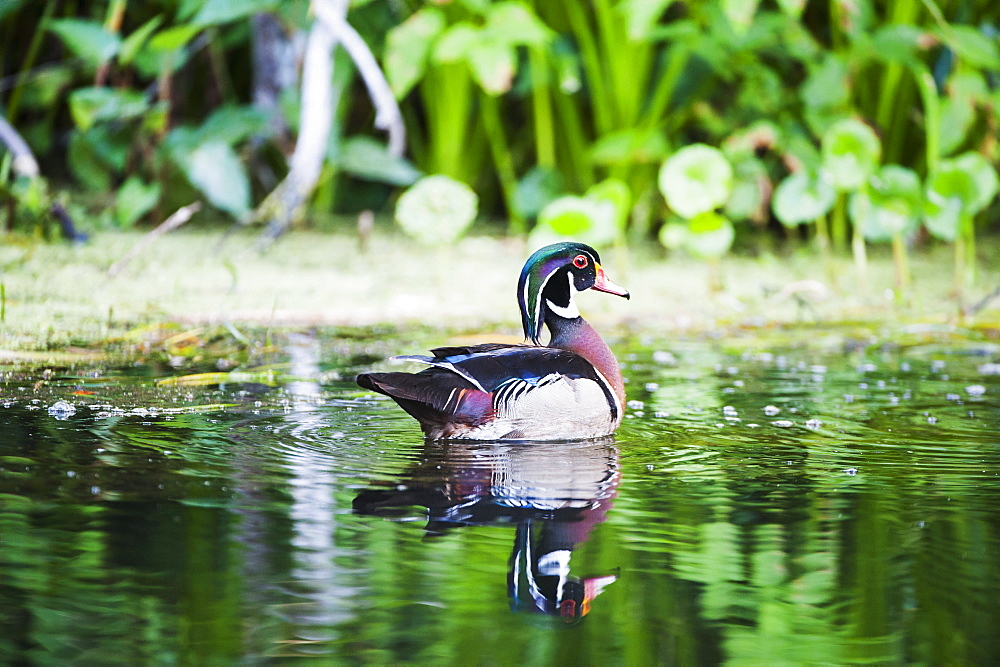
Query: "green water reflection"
1 331 999 663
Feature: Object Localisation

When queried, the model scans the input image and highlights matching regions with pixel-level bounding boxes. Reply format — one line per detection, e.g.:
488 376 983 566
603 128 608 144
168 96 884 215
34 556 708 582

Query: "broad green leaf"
725 157 768 222
850 165 922 241
772 171 836 227
938 94 975 157
821 119 881 191
119 15 164 65
775 0 805 19
184 141 251 218
68 87 149 132
801 54 848 113
148 24 202 52
618 0 676 40
923 161 978 241
467 39 517 95
922 195 963 241
870 24 923 66
395 175 478 245
115 177 161 228
514 167 564 220
484 2 552 46
339 136 422 186
193 0 280 26
586 179 631 231
196 105 271 145
433 22 480 63
0 0 26 21
937 25 1000 70
658 144 733 219
657 220 688 250
16 65 74 109
47 19 121 68
952 152 999 214
530 195 617 249
590 128 670 165
684 212 735 259
67 131 112 191
385 7 446 99
721 0 759 35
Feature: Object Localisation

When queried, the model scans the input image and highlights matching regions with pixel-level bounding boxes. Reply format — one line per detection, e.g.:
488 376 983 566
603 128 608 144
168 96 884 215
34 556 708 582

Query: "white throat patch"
545 272 581 319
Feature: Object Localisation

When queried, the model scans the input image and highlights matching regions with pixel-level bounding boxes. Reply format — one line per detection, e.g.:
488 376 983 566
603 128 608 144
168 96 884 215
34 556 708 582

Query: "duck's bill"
593 265 630 299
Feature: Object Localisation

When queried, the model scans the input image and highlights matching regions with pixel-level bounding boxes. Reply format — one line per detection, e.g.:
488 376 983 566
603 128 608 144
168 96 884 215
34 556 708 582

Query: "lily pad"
821 119 881 191
849 165 922 241
684 212 735 259
395 175 479 245
529 194 617 249
772 171 836 227
659 144 734 219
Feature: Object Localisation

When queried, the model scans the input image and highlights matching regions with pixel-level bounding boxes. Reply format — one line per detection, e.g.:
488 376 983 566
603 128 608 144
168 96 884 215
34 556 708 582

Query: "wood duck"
356 242 630 440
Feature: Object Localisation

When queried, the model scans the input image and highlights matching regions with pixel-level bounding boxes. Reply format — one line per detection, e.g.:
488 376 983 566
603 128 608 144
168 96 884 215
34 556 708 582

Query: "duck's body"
357 242 629 441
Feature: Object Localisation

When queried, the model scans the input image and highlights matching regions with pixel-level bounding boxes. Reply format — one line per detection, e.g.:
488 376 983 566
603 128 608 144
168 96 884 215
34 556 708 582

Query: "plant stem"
480 94 525 234
955 230 965 299
891 233 910 290
528 47 555 169
814 213 836 286
7 0 56 125
831 192 848 252
852 227 868 292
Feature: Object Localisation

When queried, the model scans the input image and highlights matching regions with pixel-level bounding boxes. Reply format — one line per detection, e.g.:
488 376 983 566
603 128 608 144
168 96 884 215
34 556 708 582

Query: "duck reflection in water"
352 438 620 624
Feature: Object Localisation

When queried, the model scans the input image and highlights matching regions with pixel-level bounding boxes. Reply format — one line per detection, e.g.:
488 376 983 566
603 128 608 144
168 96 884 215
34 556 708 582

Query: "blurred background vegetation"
0 0 997 295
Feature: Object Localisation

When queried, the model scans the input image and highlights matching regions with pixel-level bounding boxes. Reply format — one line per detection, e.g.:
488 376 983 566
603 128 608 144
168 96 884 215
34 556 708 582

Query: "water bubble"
763 405 780 416
772 420 794 428
47 400 76 419
844 468 858 476
978 363 1000 375
722 405 738 417
966 384 986 397
927 416 938 424
805 418 823 429
652 350 677 365
653 411 670 418
627 400 645 410
930 360 945 372
644 382 660 392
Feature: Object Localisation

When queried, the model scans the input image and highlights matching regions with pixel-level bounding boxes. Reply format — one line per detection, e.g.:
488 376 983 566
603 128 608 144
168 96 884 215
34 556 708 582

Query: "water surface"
2 327 998 663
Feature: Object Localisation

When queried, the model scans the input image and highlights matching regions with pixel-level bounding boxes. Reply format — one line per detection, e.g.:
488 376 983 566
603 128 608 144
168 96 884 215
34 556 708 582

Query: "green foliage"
821 119 881 192
1 0 999 273
659 145 733 220
850 165 922 242
395 175 479 245
772 172 835 228
528 178 629 249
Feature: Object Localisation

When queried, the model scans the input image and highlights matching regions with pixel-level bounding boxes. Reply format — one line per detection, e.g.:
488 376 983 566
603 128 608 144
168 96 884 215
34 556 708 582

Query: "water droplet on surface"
966 384 986 397
844 468 858 476
764 405 780 416
47 400 76 419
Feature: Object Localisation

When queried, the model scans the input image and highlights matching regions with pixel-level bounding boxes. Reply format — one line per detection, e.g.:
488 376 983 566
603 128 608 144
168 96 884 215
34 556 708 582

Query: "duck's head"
517 242 630 345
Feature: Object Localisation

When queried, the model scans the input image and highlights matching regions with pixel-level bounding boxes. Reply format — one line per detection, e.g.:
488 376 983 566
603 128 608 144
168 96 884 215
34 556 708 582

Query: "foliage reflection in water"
1 329 999 663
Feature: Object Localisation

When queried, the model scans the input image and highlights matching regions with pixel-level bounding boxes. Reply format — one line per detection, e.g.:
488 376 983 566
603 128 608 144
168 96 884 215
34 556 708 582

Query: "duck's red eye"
573 254 588 269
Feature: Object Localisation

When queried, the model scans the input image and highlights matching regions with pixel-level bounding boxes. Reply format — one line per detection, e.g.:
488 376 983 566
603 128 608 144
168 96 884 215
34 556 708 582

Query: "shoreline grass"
1 228 999 361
